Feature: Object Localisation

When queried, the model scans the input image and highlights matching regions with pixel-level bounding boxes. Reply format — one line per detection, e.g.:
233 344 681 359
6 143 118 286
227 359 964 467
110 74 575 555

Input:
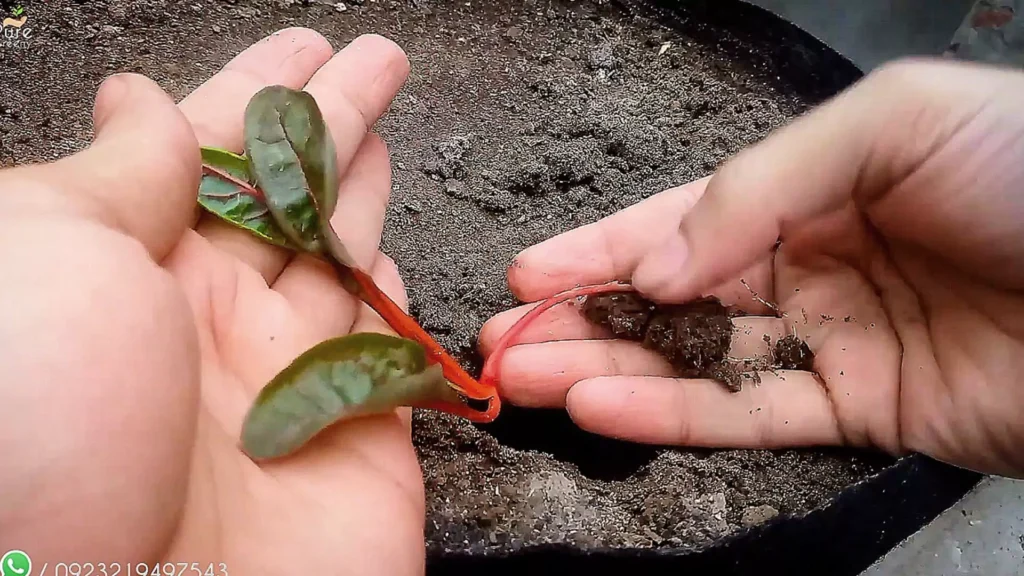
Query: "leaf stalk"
201 165 264 200
327 257 501 422
478 281 636 389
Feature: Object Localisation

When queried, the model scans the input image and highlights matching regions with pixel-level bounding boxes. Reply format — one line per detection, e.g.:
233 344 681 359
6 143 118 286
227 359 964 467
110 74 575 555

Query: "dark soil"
583 292 740 391
1 0 892 556
774 333 817 372
581 291 820 392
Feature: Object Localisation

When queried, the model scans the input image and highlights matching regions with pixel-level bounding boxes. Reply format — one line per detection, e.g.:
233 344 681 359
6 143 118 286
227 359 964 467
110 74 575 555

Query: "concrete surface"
750 0 974 69
744 1 1024 575
946 0 1024 65
862 477 1024 576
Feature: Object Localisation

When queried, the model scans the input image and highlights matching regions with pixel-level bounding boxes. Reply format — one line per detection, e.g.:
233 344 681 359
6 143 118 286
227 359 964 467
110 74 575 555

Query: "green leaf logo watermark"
1 3 32 49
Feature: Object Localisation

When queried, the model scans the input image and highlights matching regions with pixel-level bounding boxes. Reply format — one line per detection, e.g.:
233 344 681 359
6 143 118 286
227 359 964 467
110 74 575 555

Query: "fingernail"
632 233 690 300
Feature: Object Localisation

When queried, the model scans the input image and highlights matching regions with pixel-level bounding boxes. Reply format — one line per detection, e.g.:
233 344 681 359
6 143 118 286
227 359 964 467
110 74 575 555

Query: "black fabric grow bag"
428 1 984 574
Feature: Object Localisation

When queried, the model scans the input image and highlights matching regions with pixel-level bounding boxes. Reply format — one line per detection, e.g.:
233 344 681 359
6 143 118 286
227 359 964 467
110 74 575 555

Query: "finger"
731 316 789 358
506 177 776 311
566 373 843 448
508 179 707 301
34 73 199 261
632 57 1014 302
478 286 784 357
180 27 334 151
496 340 674 407
184 28 334 282
301 35 410 261
494 317 786 408
271 33 410 331
479 300 607 358
273 134 393 339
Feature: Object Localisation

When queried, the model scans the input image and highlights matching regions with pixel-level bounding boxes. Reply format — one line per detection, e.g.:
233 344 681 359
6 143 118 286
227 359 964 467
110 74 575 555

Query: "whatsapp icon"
0 550 31 576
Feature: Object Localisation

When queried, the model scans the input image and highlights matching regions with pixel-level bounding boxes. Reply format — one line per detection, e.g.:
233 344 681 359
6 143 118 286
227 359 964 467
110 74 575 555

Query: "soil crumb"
582 291 820 392
583 292 740 391
3 0 890 557
775 333 817 372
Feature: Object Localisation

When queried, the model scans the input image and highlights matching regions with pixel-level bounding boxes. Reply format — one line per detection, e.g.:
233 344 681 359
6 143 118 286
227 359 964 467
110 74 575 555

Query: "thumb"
630 57 1007 302
39 73 200 260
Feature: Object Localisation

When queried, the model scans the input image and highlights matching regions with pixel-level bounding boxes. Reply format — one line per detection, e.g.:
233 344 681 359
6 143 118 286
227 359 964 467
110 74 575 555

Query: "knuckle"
754 400 777 448
670 384 694 445
603 341 624 375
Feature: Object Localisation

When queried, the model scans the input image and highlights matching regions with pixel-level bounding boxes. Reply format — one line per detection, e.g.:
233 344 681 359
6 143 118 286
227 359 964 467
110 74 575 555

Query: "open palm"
480 59 1024 478
0 29 425 574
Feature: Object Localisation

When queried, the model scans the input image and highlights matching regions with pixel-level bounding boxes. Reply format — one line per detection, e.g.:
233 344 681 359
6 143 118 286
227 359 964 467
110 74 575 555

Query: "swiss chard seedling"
198 85 626 461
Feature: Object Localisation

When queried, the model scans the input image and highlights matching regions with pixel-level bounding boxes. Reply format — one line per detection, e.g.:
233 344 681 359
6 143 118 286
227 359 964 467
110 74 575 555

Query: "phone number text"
38 563 228 576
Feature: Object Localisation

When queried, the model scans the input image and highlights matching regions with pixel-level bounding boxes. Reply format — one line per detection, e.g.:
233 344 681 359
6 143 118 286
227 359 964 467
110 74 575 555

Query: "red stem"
333 263 501 422
416 397 501 423
348 267 495 399
479 281 636 387
202 165 264 200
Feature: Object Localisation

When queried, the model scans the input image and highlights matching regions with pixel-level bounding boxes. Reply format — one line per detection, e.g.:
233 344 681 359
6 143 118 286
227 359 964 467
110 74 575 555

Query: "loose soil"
775 333 817 372
1 0 891 556
583 292 742 391
581 291 819 393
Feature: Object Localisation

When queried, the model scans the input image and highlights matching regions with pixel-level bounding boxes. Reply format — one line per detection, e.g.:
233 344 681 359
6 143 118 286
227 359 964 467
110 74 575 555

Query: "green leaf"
242 85 356 265
240 333 463 460
198 146 295 249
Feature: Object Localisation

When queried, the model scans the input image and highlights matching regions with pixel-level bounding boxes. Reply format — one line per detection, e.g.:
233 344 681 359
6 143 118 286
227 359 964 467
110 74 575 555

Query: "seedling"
199 86 632 460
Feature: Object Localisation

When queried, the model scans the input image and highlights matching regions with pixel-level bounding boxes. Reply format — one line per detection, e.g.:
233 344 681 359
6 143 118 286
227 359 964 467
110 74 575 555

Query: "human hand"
0 29 425 574
480 58 1024 479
